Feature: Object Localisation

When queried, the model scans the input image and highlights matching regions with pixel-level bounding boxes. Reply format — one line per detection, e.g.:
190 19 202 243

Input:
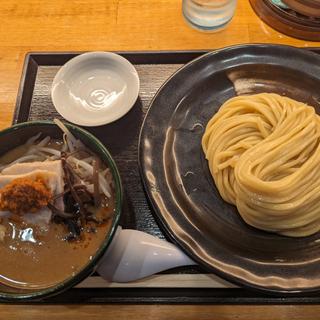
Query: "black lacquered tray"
11 49 320 304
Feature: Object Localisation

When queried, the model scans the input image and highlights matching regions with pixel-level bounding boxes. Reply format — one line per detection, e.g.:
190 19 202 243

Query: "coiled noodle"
202 93 320 237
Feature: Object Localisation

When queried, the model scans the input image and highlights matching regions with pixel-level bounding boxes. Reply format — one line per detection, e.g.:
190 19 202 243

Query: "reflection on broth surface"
1 218 112 288
0 120 115 289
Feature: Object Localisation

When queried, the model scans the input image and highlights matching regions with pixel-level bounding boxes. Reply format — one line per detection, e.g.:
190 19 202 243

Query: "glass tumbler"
182 0 237 32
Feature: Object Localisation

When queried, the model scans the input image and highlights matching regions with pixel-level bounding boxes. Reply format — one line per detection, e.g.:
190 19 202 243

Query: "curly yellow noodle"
202 93 320 237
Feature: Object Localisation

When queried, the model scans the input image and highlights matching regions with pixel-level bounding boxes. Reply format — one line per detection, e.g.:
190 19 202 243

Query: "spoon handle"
97 227 196 282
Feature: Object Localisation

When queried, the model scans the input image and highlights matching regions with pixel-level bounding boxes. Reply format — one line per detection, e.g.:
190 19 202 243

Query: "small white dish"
51 52 140 126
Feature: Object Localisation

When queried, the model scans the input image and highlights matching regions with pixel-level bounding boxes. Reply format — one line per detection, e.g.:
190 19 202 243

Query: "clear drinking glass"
182 0 237 32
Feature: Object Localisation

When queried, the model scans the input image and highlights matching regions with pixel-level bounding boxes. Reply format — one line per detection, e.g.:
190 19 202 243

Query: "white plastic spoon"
97 227 196 282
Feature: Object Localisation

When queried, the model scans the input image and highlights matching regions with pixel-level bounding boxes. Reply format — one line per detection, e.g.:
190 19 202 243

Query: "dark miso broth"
0 139 115 289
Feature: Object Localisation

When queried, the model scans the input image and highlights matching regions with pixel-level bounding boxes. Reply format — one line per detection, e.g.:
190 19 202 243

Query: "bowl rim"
0 120 123 301
51 51 140 127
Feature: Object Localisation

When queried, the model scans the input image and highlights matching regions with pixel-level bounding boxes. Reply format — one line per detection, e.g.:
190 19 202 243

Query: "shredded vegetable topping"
0 119 114 241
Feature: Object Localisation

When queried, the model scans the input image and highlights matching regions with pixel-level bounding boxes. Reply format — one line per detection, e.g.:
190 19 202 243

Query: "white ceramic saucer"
51 52 140 126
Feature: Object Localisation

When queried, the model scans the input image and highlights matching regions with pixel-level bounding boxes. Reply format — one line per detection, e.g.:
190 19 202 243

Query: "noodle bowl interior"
202 93 320 237
0 120 115 289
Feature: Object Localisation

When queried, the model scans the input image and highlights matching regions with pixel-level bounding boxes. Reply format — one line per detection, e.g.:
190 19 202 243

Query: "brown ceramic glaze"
283 0 320 17
250 0 320 41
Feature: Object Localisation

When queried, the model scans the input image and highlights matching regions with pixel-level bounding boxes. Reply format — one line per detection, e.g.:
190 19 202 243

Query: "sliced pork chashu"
0 161 65 226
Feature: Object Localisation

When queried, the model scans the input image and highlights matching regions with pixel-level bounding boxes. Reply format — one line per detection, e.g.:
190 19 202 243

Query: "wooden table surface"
1 0 320 319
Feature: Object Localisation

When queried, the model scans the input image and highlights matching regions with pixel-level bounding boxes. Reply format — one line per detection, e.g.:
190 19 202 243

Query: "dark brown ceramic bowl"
0 121 122 301
283 0 320 17
249 0 320 41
